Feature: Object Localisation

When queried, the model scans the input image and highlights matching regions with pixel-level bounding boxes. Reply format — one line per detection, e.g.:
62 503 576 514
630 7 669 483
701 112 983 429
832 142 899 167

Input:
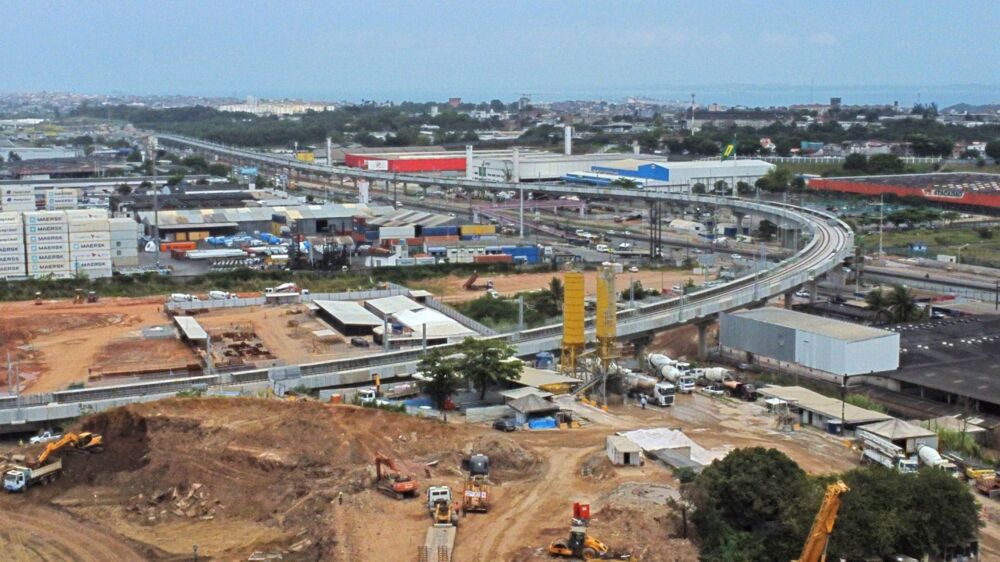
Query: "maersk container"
0 263 26 275
29 252 70 263
29 243 68 254
23 211 67 224
71 241 112 251
27 224 67 234
65 209 108 220
70 231 112 242
0 243 24 255
0 254 25 265
67 220 110 233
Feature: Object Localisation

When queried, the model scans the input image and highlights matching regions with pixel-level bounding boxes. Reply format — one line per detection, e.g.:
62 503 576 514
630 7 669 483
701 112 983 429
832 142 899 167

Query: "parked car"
29 430 62 445
795 290 810 298
628 266 639 273
700 385 725 397
492 417 517 432
350 337 371 348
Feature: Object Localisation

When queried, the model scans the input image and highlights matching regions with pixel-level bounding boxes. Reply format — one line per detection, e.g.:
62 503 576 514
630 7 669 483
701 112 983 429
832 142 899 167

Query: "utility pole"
517 295 524 334
149 136 161 269
878 193 884 258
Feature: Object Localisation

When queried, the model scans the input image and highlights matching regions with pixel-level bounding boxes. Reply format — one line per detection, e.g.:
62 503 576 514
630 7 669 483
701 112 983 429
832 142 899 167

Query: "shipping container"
112 256 140 267
379 226 416 239
67 220 111 233
420 226 460 237
0 263 26 275
26 233 67 244
0 212 23 224
71 250 112 260
0 224 22 236
65 209 108 220
73 268 113 279
0 243 25 255
0 254 26 265
160 241 197 252
422 235 460 244
26 223 67 234
23 211 67 224
364 230 379 241
405 237 424 246
29 243 69 254
28 260 70 272
112 239 138 250
71 241 112 252
69 230 111 242
459 224 497 236
175 232 188 241
71 258 112 269
29 252 70 263
0 234 23 245
474 254 514 264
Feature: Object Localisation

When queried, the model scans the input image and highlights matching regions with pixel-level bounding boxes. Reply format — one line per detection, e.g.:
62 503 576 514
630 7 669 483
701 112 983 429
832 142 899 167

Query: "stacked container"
0 212 26 279
109 218 140 268
24 211 70 278
44 188 79 210
1 185 35 212
67 209 112 279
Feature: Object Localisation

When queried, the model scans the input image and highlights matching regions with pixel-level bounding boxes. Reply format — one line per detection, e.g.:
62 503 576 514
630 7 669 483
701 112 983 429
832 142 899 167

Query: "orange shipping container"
423 235 460 244
161 241 196 252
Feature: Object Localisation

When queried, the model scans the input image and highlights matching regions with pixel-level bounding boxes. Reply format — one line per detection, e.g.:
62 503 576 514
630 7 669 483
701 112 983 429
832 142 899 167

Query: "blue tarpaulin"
527 416 557 430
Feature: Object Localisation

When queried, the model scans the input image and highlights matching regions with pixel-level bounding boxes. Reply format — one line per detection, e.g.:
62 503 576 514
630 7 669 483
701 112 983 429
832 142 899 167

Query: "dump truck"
722 380 757 401
4 459 62 492
462 475 490 513
975 475 1000 499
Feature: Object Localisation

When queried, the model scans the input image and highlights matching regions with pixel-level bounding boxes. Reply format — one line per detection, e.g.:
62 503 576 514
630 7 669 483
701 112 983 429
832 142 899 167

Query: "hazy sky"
2 1 999 103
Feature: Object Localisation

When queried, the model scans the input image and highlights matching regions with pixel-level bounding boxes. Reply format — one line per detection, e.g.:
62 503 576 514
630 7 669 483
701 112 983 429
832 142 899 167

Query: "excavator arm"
36 432 103 465
795 480 850 562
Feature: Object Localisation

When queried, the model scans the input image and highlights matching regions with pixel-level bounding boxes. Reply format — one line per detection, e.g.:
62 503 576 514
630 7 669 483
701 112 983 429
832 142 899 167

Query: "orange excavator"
374 454 418 500
36 432 104 466
795 480 849 562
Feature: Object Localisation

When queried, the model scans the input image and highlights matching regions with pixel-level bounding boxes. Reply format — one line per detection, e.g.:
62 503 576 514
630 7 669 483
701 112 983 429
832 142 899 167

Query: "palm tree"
865 287 890 323
548 277 564 311
886 284 924 323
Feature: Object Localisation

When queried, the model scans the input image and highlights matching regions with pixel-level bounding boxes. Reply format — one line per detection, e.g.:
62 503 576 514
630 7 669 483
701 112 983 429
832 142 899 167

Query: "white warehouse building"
719 308 900 377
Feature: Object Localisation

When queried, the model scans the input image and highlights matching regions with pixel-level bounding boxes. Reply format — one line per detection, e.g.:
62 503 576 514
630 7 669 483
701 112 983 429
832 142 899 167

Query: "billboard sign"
366 159 389 171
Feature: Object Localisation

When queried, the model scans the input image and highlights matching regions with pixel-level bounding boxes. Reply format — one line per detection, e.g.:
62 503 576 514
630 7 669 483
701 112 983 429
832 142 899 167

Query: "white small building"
606 435 643 466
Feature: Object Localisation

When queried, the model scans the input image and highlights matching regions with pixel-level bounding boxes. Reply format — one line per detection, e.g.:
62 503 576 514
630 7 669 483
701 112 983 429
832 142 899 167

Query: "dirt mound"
589 502 699 562
578 451 617 481
52 398 490 559
466 434 541 481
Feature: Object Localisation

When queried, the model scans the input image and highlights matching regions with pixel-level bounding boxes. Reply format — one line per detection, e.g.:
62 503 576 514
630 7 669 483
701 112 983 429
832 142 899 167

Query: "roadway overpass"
0 135 854 430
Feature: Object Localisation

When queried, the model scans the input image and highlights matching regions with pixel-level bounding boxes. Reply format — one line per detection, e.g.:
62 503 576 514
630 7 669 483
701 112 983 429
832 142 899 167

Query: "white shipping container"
28 261 70 273
112 257 140 266
69 231 111 242
0 263 26 275
0 212 22 224
65 209 107 220
29 243 68 253
24 211 67 224
113 247 139 256
67 219 110 233
378 226 416 239
71 259 111 270
71 240 111 251
26 223 68 234
0 243 25 255
74 267 113 279
0 254 26 265
0 223 22 235
0 234 23 246
109 218 139 231
29 252 70 264
26 233 68 244
70 250 112 260
1 202 35 212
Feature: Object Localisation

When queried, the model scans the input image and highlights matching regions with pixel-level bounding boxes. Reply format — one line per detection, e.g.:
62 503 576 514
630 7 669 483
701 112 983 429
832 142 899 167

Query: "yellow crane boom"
795 480 849 562
37 432 103 465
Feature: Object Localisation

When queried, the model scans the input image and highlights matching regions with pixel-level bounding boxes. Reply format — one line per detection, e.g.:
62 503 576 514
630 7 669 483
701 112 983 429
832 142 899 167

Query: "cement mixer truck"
917 445 961 477
693 367 732 384
647 354 696 393
623 372 676 406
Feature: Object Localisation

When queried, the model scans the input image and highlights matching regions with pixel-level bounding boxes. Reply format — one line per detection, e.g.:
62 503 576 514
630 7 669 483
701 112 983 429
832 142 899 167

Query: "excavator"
794 480 850 562
36 432 104 465
374 453 418 499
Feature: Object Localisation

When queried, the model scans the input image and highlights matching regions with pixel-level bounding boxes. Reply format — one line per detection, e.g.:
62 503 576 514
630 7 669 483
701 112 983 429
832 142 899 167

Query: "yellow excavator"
795 480 849 562
36 432 104 465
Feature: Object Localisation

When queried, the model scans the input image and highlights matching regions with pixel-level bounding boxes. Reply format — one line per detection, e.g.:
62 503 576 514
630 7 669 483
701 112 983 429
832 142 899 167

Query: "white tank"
647 354 673 371
699 367 730 383
661 366 683 383
918 444 943 468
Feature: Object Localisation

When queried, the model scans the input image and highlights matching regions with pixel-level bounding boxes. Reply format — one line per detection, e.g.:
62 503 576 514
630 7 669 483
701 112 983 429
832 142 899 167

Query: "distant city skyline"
2 1 999 107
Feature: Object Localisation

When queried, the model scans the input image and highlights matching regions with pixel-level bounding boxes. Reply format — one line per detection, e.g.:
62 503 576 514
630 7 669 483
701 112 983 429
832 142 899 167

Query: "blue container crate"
365 230 379 241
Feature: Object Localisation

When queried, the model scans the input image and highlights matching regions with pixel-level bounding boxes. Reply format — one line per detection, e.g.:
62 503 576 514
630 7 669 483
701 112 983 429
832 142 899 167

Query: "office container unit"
24 211 69 277
0 212 25 278
378 226 416 239
502 245 541 264
1 185 35 212
44 188 78 210
109 218 140 268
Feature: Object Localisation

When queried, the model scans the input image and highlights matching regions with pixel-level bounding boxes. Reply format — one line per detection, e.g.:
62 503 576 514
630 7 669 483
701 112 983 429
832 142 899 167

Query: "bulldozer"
548 525 611 560
374 454 418 499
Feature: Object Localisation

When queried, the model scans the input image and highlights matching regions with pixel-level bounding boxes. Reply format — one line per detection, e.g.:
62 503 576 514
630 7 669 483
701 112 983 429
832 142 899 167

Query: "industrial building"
344 148 512 173
472 152 666 182
138 203 383 239
758 385 892 433
808 173 1000 211
585 158 775 190
719 308 900 376
313 300 383 336
856 418 937 455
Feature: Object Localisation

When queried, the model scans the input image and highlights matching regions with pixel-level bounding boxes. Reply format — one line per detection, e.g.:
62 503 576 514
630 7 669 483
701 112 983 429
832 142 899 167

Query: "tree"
692 183 707 194
116 184 132 196
757 219 778 240
548 277 564 311
126 148 143 162
611 178 639 189
8 151 21 162
885 284 924 323
986 140 1000 160
489 99 506 113
688 448 815 562
207 163 230 177
843 153 868 172
417 348 461 410
941 211 960 225
865 287 890 323
755 168 792 192
166 174 185 187
866 154 906 174
456 337 522 400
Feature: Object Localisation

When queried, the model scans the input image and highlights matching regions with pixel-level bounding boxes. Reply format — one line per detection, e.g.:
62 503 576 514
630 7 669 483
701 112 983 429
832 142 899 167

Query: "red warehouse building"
809 173 1000 211
344 151 467 173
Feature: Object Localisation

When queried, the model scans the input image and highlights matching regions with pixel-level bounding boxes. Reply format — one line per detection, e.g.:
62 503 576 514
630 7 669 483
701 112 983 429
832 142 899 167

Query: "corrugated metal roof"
729 308 894 343
366 295 424 316
757 385 892 424
858 418 935 440
517 367 582 389
174 316 207 341
314 300 383 326
138 204 376 227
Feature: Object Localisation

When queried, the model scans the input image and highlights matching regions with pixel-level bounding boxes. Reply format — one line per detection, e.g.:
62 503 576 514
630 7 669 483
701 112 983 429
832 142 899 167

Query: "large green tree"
456 337 522 400
688 448 816 562
416 348 461 410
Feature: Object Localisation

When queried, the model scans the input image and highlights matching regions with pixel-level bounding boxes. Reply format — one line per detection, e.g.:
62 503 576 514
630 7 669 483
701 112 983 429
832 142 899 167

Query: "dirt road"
0 500 144 561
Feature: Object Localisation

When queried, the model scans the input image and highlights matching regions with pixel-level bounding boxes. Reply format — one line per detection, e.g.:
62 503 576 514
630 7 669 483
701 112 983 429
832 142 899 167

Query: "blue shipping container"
365 230 379 241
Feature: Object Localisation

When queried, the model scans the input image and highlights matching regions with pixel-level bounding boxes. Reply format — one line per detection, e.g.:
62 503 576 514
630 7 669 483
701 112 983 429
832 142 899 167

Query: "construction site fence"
164 287 411 312
421 297 499 336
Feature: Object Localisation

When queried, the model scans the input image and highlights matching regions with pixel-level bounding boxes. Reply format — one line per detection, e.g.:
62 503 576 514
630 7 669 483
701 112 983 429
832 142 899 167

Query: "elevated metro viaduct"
0 135 853 432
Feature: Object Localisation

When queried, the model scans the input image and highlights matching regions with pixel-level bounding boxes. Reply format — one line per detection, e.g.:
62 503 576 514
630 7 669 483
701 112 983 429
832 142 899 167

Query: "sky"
2 1 999 105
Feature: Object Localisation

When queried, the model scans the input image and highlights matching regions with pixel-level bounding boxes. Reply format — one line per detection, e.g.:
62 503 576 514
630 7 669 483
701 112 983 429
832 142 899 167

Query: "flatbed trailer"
417 525 456 562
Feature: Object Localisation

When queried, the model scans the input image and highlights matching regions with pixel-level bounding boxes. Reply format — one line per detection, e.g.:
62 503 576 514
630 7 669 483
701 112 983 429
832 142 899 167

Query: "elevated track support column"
649 200 663 260
784 291 795 309
696 318 715 360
